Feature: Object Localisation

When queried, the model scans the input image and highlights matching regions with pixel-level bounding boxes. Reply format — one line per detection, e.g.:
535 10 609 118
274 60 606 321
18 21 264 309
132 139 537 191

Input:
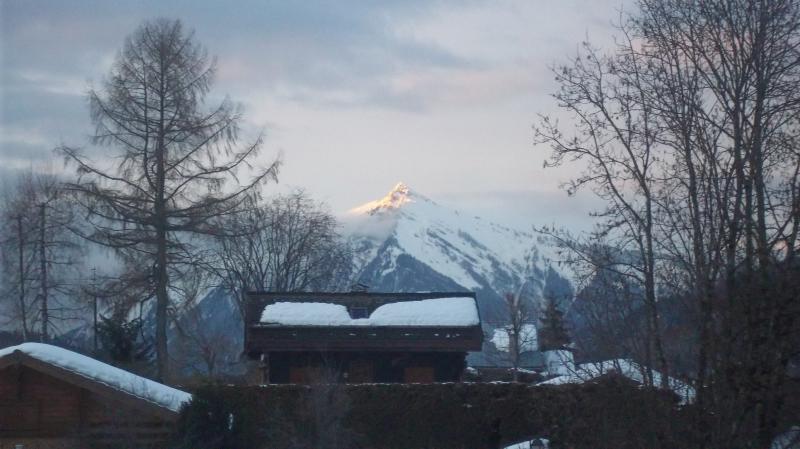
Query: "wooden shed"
0 343 191 449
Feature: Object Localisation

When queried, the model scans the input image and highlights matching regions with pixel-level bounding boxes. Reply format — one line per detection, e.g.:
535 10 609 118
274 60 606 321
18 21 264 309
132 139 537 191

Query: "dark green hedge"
174 375 690 449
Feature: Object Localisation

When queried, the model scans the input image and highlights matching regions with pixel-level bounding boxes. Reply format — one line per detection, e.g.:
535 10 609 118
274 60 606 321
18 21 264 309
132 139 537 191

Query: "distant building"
244 291 483 384
0 343 190 448
537 358 695 403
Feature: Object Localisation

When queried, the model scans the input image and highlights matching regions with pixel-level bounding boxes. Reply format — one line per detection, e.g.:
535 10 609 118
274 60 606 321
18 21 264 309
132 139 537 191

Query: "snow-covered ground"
260 296 479 327
0 342 191 411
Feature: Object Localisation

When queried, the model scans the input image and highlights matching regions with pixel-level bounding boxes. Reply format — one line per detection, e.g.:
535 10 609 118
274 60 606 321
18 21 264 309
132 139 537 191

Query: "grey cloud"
439 189 605 233
1 0 478 168
1 0 627 231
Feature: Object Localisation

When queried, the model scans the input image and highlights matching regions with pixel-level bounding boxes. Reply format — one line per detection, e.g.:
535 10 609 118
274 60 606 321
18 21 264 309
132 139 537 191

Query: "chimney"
350 283 369 293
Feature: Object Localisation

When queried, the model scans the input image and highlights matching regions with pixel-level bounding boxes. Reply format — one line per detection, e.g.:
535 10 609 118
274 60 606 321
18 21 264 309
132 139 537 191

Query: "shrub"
174 375 688 449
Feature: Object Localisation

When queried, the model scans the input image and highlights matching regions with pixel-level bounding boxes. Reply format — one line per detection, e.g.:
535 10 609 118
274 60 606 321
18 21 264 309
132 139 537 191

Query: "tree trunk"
511 333 520 382
154 64 169 381
155 201 169 381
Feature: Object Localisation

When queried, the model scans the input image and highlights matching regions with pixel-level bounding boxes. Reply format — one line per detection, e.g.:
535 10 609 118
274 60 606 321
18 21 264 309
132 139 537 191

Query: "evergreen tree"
538 296 570 351
97 311 150 364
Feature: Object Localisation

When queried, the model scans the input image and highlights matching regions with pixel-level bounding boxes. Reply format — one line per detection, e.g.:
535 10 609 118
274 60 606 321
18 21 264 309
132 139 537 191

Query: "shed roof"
0 343 191 418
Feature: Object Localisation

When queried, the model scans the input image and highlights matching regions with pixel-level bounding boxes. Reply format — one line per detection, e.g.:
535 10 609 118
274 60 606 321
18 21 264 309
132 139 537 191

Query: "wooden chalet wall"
0 365 174 449
267 351 467 384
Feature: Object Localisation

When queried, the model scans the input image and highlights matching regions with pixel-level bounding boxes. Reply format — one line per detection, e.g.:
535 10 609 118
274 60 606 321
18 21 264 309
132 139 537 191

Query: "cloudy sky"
1 0 631 231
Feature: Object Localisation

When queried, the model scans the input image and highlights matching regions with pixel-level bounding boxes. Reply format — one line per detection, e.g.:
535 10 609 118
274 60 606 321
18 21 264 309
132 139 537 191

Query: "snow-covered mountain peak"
390 181 410 197
344 183 572 324
350 182 435 216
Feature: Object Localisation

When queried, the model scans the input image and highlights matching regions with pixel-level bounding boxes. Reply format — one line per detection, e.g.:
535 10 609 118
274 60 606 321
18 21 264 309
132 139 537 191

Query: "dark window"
349 307 369 319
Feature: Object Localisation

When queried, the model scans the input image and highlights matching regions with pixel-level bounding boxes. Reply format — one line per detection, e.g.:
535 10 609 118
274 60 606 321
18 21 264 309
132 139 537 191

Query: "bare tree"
539 1 800 446
169 263 239 380
211 190 352 318
535 32 670 386
1 171 82 342
537 230 658 383
633 3 800 447
1 175 37 339
60 19 280 380
172 301 237 379
496 291 538 382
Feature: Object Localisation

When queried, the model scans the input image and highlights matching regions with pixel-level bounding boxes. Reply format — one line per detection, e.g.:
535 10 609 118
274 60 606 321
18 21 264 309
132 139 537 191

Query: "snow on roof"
260 296 480 327
261 302 354 326
0 343 191 412
537 358 695 403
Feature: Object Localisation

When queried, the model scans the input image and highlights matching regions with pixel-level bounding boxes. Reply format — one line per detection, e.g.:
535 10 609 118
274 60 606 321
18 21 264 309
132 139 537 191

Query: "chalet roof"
0 343 191 417
260 296 479 327
245 291 483 354
246 291 479 313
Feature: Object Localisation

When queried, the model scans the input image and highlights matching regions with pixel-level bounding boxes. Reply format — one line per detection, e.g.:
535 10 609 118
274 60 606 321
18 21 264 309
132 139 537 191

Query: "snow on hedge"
502 438 550 449
0 343 191 412
260 296 479 327
771 426 800 449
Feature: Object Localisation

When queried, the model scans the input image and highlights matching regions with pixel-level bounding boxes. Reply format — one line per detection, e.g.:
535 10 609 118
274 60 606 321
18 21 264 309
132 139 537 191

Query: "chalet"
0 342 191 448
244 291 483 384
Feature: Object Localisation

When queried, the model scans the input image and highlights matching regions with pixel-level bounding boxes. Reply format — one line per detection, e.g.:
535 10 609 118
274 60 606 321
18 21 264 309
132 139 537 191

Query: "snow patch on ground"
0 343 191 411
260 297 480 327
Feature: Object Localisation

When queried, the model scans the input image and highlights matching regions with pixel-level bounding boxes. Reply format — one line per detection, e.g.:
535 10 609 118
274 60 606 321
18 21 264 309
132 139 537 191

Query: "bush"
173 374 688 449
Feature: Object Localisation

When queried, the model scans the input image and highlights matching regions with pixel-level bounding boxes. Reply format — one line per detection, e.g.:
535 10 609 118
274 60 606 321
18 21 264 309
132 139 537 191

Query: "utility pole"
15 214 28 341
39 203 48 343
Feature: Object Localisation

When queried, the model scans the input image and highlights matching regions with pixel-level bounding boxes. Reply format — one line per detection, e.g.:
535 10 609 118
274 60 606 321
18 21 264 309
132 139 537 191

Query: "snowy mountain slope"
344 183 573 325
